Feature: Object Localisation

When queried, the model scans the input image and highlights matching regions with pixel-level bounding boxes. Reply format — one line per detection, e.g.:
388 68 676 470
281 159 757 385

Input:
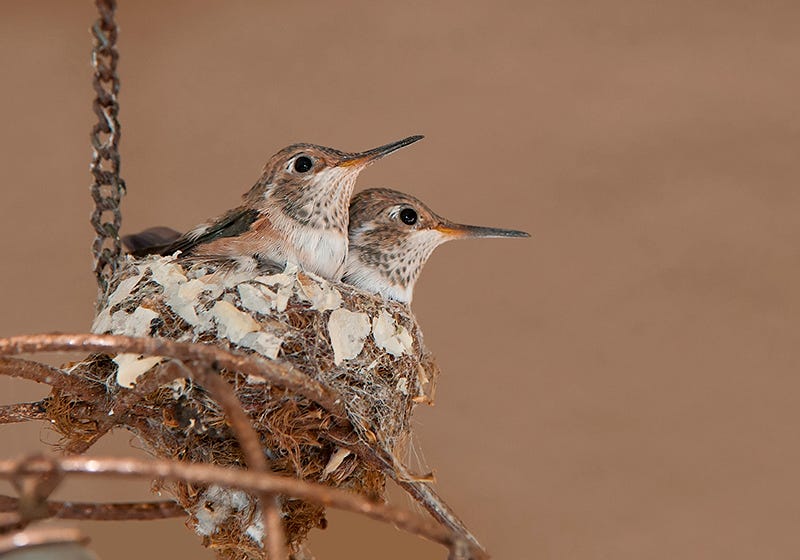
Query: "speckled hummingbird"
343 188 530 303
123 136 423 280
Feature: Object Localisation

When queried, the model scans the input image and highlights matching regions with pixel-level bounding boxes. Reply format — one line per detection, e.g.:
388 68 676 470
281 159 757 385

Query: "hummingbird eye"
293 156 313 173
399 208 418 225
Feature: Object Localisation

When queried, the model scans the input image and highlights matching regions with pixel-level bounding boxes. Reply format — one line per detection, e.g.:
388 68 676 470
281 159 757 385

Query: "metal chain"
89 0 125 298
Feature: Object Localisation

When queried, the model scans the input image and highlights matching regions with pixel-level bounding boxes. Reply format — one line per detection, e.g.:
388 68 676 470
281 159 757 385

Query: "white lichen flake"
168 278 222 328
211 300 262 344
194 485 252 538
237 283 275 315
245 511 265 546
396 377 408 395
372 310 414 357
103 274 141 310
328 308 371 365
113 354 163 388
238 331 282 359
149 257 188 288
296 272 343 311
321 446 352 479
106 306 159 338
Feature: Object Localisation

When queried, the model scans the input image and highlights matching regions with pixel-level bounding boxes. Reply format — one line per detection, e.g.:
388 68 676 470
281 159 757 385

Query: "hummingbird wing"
123 226 182 257
160 207 262 257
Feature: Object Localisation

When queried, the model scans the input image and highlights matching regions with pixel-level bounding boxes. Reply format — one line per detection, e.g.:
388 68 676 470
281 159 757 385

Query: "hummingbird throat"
276 167 356 231
346 229 446 303
269 167 358 279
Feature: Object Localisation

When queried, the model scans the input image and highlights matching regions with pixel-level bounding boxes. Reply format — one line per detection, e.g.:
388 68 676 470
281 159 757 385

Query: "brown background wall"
1 1 799 558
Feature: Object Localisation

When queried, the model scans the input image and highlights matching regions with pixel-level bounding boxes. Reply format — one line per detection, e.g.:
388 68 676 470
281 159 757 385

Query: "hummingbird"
123 136 423 280
343 188 530 303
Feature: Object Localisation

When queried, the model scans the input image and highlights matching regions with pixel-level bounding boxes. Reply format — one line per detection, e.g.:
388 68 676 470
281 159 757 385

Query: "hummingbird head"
344 188 530 303
246 136 424 233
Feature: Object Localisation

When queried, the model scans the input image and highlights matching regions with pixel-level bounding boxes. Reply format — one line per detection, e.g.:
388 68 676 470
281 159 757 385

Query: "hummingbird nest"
46 255 438 559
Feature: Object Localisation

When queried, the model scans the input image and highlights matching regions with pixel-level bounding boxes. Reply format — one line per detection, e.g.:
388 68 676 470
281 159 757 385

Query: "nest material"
46 255 437 559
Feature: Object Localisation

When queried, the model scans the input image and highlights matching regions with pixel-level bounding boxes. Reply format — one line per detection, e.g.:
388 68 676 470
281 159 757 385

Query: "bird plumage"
344 188 529 303
123 136 423 280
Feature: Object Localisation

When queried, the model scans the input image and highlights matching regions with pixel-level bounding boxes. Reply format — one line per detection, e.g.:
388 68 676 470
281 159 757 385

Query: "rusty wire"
0 333 488 559
90 0 126 297
0 495 184 522
0 335 290 557
0 333 488 558
0 455 459 552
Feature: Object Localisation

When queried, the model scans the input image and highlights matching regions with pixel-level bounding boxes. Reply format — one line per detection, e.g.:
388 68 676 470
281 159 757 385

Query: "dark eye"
399 208 418 225
294 156 313 173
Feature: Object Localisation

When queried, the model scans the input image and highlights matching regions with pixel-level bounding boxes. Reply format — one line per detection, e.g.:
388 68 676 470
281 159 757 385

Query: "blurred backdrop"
1 1 799 558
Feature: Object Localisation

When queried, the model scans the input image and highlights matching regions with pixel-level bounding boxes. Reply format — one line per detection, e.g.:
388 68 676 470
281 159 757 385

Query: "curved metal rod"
0 357 97 400
0 494 184 521
0 333 486 558
0 335 291 558
0 334 346 419
0 455 455 552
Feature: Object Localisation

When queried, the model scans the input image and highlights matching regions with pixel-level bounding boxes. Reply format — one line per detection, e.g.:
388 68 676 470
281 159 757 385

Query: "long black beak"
339 135 424 167
436 222 531 239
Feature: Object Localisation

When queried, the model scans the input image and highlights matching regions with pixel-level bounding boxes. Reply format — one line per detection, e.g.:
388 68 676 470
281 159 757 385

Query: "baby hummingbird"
124 136 423 280
343 188 530 303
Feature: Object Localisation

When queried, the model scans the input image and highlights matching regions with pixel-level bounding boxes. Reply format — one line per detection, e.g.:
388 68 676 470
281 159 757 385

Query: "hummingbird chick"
124 136 423 280
343 188 530 303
